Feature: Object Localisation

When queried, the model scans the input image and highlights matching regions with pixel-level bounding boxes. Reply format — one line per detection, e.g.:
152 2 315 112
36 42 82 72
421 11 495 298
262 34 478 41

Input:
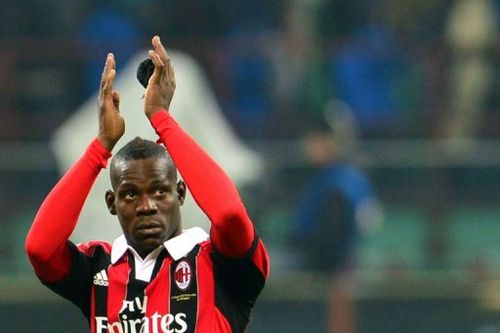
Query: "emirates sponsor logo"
93 269 109 286
95 312 187 333
120 296 147 314
174 261 192 290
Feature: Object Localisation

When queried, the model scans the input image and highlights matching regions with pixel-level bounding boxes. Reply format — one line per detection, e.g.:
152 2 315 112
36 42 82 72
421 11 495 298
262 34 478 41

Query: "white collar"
111 227 209 264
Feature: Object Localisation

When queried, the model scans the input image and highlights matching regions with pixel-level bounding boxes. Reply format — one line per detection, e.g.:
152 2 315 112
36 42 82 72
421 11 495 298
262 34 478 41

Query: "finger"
148 50 164 69
100 53 114 87
148 50 165 84
109 53 115 70
100 56 109 86
150 47 175 85
152 36 170 63
103 69 116 95
153 37 175 84
98 56 109 100
166 54 175 84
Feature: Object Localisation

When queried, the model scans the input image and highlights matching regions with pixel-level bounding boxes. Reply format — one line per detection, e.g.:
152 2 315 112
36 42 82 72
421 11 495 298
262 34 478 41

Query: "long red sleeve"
150 111 255 257
25 139 111 281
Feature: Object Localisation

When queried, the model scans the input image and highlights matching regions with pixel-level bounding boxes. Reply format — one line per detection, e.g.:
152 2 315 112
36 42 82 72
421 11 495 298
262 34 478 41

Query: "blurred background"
1 0 500 332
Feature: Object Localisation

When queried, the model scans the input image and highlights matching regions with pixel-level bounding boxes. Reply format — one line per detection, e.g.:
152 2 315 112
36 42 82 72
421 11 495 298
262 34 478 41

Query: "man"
25 36 269 333
294 107 381 332
295 111 380 270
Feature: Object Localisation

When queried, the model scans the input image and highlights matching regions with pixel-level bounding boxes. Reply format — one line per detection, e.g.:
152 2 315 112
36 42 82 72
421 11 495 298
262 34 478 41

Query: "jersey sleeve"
42 241 112 321
25 138 111 282
41 242 95 319
210 233 269 332
150 111 265 261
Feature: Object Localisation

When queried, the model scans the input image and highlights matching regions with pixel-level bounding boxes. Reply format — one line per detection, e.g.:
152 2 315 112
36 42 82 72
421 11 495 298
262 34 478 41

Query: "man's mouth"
136 221 162 235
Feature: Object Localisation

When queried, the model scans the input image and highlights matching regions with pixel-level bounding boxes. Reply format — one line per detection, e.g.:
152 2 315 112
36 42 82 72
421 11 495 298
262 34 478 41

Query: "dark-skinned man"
26 36 269 333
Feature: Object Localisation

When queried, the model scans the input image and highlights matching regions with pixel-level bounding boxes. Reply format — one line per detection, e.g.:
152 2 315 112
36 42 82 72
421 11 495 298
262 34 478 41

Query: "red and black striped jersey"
43 227 268 332
26 111 270 333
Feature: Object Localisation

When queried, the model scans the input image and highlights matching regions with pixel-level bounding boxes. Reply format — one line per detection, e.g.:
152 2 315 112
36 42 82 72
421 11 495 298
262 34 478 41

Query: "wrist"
146 107 169 119
97 135 116 152
88 138 112 169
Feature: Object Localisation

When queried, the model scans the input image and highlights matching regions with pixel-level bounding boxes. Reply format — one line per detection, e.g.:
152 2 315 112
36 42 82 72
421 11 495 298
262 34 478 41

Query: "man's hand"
144 36 176 118
98 53 125 151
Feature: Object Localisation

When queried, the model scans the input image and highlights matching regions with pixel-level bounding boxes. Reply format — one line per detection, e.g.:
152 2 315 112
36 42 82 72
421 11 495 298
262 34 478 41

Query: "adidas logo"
93 269 109 286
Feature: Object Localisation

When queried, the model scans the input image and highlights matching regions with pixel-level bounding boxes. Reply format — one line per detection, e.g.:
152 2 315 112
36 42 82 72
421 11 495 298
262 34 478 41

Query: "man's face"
106 157 185 257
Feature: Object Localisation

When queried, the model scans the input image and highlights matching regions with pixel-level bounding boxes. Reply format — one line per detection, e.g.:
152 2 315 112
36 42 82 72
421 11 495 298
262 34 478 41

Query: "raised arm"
144 36 255 257
25 54 124 281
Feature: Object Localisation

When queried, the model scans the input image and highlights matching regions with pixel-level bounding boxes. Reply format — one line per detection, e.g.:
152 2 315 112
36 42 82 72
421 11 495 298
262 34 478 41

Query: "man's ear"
105 190 117 215
176 180 186 206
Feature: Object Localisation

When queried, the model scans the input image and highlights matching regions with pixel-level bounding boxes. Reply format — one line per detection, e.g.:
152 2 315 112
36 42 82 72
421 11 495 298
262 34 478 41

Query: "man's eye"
155 189 166 196
124 192 136 200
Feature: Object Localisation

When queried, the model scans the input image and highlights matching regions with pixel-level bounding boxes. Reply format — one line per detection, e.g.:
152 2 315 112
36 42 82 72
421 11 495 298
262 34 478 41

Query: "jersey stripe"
252 239 270 279
120 253 148 327
195 243 215 332
90 287 96 333
107 257 130 324
145 257 171 331
169 246 200 332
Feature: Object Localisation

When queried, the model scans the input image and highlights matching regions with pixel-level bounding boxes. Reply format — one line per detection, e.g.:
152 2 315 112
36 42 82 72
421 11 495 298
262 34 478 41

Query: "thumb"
112 91 120 108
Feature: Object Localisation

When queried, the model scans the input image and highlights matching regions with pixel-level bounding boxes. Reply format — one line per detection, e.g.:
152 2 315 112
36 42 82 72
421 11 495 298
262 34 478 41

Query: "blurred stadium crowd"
1 0 498 140
0 1 499 331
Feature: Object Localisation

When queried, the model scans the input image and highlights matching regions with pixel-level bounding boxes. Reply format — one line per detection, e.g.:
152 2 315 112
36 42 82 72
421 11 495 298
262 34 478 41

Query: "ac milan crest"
174 260 192 290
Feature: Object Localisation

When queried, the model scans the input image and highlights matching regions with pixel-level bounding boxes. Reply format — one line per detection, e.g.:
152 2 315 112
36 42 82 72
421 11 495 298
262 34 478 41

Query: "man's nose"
136 195 157 215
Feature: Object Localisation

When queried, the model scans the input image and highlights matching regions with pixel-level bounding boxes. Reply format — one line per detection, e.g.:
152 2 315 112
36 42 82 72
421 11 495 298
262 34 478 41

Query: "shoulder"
75 240 112 257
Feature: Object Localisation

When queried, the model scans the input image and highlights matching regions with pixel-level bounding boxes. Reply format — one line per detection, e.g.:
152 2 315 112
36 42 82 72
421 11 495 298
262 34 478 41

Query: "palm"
98 54 125 151
144 36 176 118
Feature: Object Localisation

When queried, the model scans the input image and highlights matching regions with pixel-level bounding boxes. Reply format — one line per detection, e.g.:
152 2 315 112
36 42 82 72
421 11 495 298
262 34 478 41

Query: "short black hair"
110 137 176 188
113 137 167 161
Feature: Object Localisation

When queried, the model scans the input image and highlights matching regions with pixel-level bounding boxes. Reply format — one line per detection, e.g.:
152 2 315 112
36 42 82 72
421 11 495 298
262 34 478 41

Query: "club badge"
174 260 192 290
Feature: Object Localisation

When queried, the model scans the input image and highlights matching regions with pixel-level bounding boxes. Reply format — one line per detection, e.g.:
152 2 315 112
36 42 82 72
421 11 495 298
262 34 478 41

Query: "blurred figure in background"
327 23 405 138
217 1 279 140
78 2 141 99
443 0 498 140
292 101 382 332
